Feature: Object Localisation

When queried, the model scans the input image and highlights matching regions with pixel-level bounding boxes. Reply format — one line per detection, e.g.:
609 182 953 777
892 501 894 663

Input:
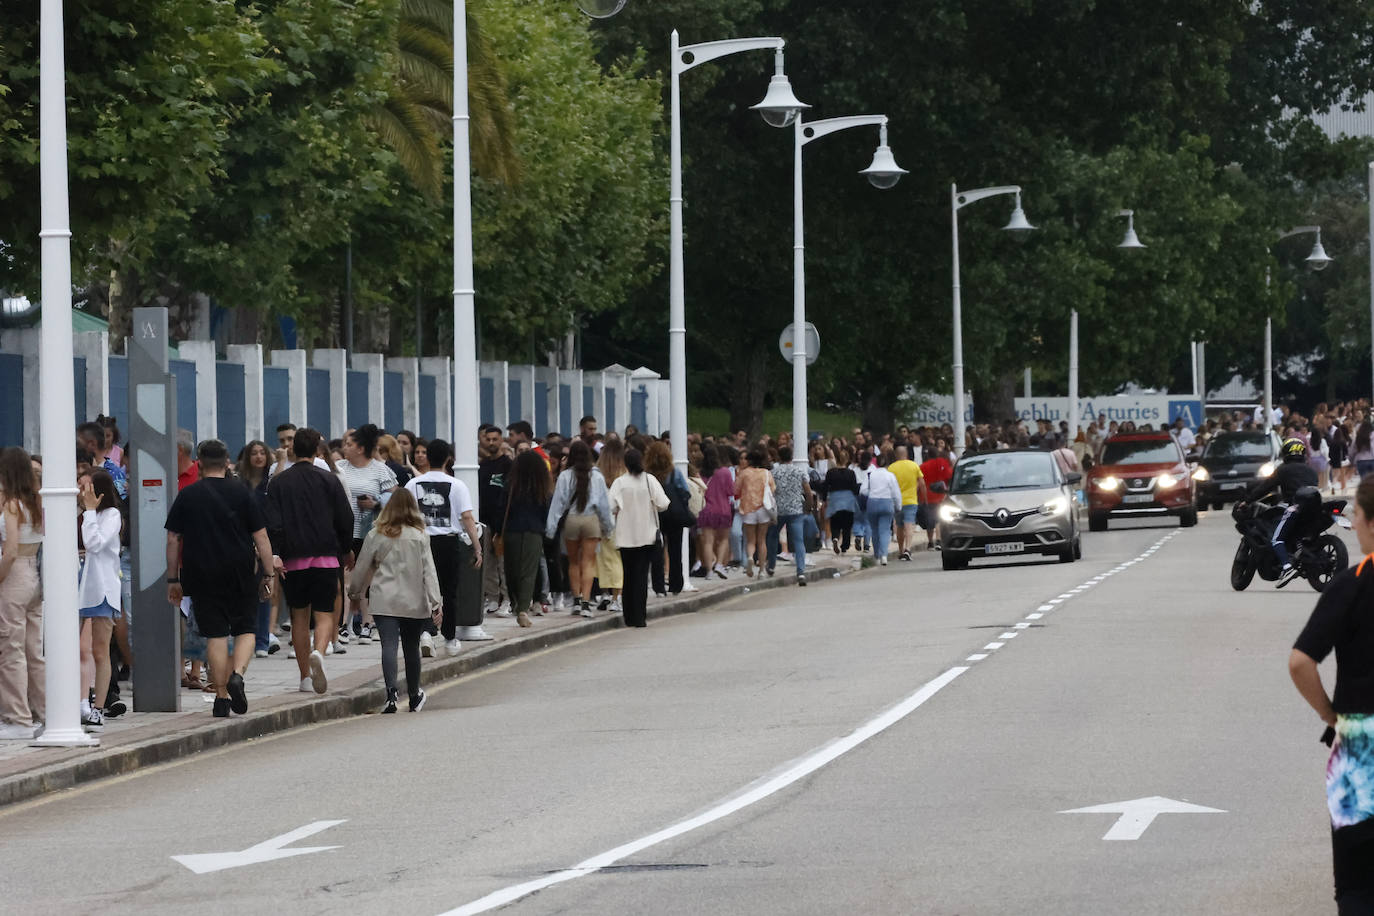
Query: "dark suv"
1192 431 1280 511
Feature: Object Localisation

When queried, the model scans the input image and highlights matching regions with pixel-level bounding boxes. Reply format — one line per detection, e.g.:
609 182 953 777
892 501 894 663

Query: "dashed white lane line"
1037 605 1055 611
984 642 1005 650
440 666 970 915
999 632 1019 639
1013 622 1031 629
1026 612 1044 620
967 654 989 661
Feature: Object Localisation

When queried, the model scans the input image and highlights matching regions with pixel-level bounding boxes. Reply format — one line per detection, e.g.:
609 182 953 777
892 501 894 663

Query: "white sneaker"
308 650 328 693
299 677 314 694
879 556 888 566
0 721 35 740
268 633 281 654
444 638 462 655
332 639 346 655
255 649 269 658
420 632 435 657
491 603 514 618
457 626 494 641
287 647 297 659
611 597 623 613
325 643 334 656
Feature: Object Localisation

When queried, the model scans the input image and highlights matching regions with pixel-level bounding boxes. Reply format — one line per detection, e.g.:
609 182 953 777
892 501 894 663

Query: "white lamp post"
35 0 97 746
668 31 807 476
790 115 905 465
949 184 1034 456
1263 225 1331 429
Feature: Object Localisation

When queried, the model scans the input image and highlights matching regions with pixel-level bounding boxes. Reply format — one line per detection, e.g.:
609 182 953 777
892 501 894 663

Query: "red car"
1086 432 1197 531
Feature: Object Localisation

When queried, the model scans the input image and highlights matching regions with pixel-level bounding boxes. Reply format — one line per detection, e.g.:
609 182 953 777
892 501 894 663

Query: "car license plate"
985 542 1024 555
1122 494 1154 504
1221 482 1245 490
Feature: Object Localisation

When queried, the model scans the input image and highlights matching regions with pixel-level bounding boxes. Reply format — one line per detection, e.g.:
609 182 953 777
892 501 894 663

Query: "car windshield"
950 453 1058 493
1205 436 1271 459
1100 439 1180 466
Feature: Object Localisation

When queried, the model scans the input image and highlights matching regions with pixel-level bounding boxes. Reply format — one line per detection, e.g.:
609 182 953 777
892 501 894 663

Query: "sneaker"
535 603 548 616
336 627 351 645
81 707 104 731
420 633 435 658
0 721 35 740
570 600 583 615
299 677 314 694
610 597 623 613
517 611 533 628
288 647 297 659
227 672 248 715
597 597 611 611
212 697 230 718
579 602 594 618
357 624 373 645
444 638 462 655
798 575 807 587
458 626 493 641
1277 565 1300 588
308 650 328 694
332 639 347 655
879 556 888 566
268 633 282 654
900 551 912 561
832 538 840 555
255 649 269 659
103 700 127 719
280 621 291 632
409 689 427 712
713 564 728 580
491 604 514 618
382 689 398 715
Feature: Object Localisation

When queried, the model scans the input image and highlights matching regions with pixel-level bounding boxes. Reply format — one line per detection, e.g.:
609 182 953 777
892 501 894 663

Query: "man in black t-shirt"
166 440 276 718
478 424 512 613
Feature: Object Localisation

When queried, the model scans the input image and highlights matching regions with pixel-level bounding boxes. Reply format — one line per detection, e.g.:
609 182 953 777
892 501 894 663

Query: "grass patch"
686 406 863 439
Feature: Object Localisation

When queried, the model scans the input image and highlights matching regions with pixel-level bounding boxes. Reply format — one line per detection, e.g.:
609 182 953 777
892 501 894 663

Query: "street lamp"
1263 225 1332 428
790 115 904 466
668 31 807 477
950 184 1034 456
1117 209 1146 249
577 0 626 17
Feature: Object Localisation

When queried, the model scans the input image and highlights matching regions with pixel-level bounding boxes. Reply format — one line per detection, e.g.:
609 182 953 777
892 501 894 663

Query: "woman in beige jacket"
350 489 442 713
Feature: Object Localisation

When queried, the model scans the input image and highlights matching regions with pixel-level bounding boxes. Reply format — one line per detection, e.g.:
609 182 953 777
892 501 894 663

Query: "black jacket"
1247 460 1319 504
264 462 355 560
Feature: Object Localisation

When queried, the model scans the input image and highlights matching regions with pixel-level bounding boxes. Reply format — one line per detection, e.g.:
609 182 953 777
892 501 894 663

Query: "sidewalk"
0 556 858 807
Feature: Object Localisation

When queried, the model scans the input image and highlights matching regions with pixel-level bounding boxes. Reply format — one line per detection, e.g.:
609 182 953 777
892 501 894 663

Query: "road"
0 510 1346 915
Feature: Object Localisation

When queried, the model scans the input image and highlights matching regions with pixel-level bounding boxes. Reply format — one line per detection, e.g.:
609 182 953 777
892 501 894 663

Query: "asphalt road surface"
0 510 1348 915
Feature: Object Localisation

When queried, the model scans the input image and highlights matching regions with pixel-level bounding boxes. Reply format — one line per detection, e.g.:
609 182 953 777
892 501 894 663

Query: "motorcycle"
1230 488 1350 592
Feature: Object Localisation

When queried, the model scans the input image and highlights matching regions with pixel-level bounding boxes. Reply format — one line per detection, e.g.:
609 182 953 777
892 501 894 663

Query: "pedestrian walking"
236 440 278 659
821 447 860 554
546 439 613 616
886 446 926 561
165 440 276 718
734 446 776 578
0 447 44 739
77 469 124 729
594 439 627 612
695 445 734 578
608 448 669 627
1290 475 1374 912
350 489 442 714
264 427 355 695
405 438 483 654
860 452 901 565
769 447 814 585
336 423 398 646
478 425 512 616
645 441 693 595
502 449 552 628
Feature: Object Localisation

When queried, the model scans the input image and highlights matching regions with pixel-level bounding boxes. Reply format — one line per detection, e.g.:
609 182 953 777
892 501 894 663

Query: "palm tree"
369 0 519 199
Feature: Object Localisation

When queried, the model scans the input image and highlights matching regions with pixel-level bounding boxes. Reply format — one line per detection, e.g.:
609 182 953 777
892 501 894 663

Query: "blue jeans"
730 511 745 565
254 597 273 652
852 504 871 539
768 514 806 575
1358 459 1374 480
867 498 895 559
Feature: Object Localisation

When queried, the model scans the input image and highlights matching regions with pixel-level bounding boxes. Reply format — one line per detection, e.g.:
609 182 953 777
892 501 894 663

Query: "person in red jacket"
919 441 954 550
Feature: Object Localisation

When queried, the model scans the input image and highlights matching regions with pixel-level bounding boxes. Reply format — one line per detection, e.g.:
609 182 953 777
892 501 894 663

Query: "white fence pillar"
312 348 348 440
507 364 535 430
479 360 508 429
73 330 109 422
225 344 263 444
420 356 452 442
351 353 385 427
178 340 218 444
269 349 308 429
386 357 420 433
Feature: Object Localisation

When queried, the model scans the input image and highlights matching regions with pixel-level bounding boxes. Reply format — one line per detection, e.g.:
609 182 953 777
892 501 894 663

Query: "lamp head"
752 73 809 128
1002 193 1035 236
1118 210 1145 249
577 0 626 17
860 145 907 190
1306 239 1333 271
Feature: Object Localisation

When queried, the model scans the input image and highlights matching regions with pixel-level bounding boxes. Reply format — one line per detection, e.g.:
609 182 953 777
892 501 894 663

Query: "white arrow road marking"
1060 796 1225 840
172 820 347 874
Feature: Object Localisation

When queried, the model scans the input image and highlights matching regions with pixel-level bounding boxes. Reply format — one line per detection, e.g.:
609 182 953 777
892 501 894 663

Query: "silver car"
936 449 1082 570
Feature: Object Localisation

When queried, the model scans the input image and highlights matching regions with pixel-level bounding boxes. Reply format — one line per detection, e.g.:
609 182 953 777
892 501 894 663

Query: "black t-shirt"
1294 561 1374 713
166 475 266 598
478 454 513 529
1248 461 1319 502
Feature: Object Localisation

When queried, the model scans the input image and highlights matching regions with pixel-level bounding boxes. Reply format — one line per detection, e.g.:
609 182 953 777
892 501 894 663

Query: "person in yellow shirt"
887 446 928 561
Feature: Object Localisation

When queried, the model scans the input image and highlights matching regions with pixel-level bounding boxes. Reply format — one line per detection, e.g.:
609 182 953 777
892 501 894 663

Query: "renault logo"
995 508 1010 524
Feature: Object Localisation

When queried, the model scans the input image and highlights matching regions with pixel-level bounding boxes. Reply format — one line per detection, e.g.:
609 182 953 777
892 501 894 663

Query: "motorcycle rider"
1241 438 1319 587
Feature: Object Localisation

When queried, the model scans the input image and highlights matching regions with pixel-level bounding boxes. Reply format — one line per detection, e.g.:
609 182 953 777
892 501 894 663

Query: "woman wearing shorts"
546 440 613 617
695 445 735 578
734 446 776 578
77 470 124 730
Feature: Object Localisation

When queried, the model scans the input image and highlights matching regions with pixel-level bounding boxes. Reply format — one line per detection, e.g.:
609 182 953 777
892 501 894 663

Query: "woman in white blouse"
607 448 669 628
859 452 902 565
78 469 124 730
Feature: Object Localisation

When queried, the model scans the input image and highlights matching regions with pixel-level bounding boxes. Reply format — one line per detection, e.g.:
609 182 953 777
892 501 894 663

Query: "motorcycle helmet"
1281 437 1308 462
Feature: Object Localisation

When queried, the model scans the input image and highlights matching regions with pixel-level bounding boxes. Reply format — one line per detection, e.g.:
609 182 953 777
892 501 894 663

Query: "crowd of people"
0 396 1369 737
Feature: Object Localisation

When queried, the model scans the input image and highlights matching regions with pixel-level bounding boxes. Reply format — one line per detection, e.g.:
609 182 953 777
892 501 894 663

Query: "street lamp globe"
1306 238 1333 271
752 72 809 128
1003 194 1035 235
577 0 626 17
860 144 907 190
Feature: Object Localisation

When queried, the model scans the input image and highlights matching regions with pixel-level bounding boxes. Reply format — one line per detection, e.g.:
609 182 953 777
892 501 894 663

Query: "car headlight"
938 503 964 523
1096 476 1120 491
1258 461 1276 478
1191 466 1209 482
1040 495 1070 517
1156 473 1179 488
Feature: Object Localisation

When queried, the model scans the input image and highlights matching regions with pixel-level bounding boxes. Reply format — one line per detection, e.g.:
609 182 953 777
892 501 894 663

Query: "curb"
0 562 856 808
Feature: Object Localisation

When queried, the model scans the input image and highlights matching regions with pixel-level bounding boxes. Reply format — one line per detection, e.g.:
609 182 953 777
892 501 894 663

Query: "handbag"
761 470 777 520
647 478 664 548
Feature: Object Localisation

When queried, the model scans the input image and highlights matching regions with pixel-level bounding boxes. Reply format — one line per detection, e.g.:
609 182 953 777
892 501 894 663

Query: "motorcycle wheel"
1305 534 1349 592
1231 541 1256 591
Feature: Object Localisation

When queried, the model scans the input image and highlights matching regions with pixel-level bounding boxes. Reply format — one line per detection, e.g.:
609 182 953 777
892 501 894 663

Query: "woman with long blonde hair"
595 439 627 612
349 489 442 713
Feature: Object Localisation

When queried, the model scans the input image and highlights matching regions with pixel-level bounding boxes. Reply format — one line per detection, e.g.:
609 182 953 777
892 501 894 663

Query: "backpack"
687 475 707 516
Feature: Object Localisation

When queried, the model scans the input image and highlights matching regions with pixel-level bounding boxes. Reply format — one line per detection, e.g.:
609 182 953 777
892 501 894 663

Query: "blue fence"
0 355 21 446
263 366 290 437
606 387 616 433
559 383 572 437
479 377 495 425
631 386 648 431
108 356 128 443
384 371 403 432
306 368 330 433
533 382 548 437
419 374 436 439
216 362 247 456
346 370 369 430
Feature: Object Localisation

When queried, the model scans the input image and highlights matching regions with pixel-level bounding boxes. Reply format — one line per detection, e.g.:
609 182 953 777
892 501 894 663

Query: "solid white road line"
439 666 970 916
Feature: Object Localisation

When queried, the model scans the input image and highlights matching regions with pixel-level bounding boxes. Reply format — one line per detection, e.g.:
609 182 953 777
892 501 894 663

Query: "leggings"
375 615 426 699
829 511 854 551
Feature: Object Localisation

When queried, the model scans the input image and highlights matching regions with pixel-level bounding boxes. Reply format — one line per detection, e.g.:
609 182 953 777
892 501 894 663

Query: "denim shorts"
900 504 920 526
79 599 120 620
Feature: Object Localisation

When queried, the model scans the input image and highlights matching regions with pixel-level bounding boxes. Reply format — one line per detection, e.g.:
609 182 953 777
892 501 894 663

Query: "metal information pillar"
129 307 180 712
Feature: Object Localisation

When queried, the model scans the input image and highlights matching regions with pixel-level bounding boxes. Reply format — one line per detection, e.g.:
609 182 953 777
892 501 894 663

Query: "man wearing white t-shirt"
1171 416 1197 454
405 439 485 655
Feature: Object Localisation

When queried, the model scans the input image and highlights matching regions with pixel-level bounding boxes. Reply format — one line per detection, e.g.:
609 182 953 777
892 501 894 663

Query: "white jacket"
78 507 123 611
